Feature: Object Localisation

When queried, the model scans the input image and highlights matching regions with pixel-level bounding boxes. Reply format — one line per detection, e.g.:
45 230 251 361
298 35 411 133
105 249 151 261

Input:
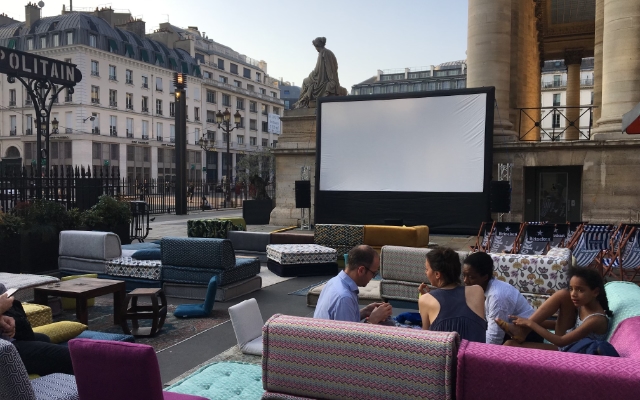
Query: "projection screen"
315 88 494 235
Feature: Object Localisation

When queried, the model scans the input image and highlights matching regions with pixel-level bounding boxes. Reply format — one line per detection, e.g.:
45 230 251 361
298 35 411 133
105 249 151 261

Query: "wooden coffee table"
33 278 126 326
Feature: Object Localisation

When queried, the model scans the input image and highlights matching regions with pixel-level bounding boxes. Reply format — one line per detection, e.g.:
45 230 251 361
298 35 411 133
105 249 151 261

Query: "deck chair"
571 224 614 268
470 222 495 252
519 224 554 255
565 221 587 249
602 226 640 281
488 222 524 254
550 223 569 248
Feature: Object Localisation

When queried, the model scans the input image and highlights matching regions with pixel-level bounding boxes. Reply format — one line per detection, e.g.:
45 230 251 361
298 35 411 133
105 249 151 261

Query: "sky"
2 0 469 90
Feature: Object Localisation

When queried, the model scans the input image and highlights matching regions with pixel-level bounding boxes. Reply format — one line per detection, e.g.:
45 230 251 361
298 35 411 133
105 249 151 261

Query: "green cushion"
166 362 263 399
605 281 640 340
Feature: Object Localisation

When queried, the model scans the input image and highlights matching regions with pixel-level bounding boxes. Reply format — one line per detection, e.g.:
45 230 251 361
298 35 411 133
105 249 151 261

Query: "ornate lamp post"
214 108 241 207
51 117 59 134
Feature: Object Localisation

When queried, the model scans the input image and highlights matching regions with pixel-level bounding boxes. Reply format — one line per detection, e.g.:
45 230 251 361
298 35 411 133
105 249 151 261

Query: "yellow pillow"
33 321 87 344
61 274 98 310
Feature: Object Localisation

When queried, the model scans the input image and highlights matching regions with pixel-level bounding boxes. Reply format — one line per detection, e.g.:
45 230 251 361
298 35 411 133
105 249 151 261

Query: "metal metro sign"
0 45 82 86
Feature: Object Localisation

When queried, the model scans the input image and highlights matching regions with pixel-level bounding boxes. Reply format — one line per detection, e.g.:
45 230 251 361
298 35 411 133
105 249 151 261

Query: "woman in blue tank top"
418 247 487 342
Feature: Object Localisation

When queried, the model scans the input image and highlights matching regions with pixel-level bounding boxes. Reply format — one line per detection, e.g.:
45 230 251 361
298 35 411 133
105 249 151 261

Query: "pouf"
164 275 262 302
267 259 338 277
61 274 98 310
166 362 263 399
215 217 247 231
266 244 337 277
22 303 53 327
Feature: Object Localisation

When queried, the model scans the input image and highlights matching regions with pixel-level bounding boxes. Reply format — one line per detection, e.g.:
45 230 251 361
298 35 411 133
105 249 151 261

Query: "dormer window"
89 34 97 48
52 34 59 47
66 31 73 45
40 36 47 49
26 38 33 50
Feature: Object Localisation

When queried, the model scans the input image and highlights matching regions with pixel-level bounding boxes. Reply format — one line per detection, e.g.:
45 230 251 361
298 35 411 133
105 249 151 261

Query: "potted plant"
237 149 275 225
0 211 23 273
82 195 132 244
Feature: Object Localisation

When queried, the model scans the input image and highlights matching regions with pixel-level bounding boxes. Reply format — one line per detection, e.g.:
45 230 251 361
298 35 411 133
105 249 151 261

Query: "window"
262 121 268 132
243 68 251 79
206 110 216 123
109 89 117 107
553 93 561 107
237 135 244 144
249 101 257 113
91 86 100 103
553 75 561 87
194 107 200 121
262 138 268 147
256 72 261 82
109 65 117 81
236 98 244 110
110 144 119 160
91 60 99 76
250 137 257 146
273 107 280 115
234 80 242 88
40 36 46 49
52 34 59 47
203 71 212 79
271 91 277 98
260 88 266 95
9 89 16 106
230 63 238 74
66 31 73 45
9 115 16 135
170 125 175 142
217 59 225 70
142 75 149 89
219 75 228 84
26 38 33 50
157 122 163 140
156 99 163 115
126 93 133 110
91 113 99 133
250 119 257 131
170 102 175 117
223 132 229 143
222 94 231 107
110 116 117 136
126 69 133 84
26 114 33 135
238 117 245 128
552 112 561 128
206 90 216 103
126 118 133 137
142 120 149 139
247 84 254 92
89 34 97 48
272 140 277 148
156 77 163 91
261 104 268 115
141 96 149 112
195 128 200 143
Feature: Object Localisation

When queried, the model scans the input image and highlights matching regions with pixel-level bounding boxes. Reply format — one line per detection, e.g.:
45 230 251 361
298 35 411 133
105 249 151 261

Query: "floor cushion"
68 330 135 343
165 362 263 399
267 260 338 277
22 303 53 328
605 281 640 340
105 258 163 281
0 273 59 302
162 257 260 286
163 276 262 302
266 244 337 265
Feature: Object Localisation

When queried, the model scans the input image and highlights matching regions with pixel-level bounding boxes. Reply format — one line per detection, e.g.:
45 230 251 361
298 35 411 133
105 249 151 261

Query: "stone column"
467 0 517 141
564 50 583 140
594 0 640 139
592 0 604 126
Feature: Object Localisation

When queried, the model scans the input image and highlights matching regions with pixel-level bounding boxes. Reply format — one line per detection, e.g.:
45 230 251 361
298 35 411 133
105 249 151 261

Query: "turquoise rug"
165 362 263 400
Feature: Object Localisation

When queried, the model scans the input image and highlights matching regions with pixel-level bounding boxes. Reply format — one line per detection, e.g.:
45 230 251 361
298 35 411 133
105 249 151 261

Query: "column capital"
564 48 584 66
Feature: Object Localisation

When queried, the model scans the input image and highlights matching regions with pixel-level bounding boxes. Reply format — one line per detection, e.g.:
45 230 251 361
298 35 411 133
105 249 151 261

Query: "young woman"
418 247 487 342
497 267 611 351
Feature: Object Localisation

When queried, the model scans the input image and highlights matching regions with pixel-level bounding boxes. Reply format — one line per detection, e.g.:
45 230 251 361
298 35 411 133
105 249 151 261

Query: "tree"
235 148 275 200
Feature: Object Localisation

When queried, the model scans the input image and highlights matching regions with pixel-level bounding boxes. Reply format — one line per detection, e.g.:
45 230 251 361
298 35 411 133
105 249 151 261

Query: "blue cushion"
121 242 161 250
60 330 135 346
174 276 217 318
131 248 162 260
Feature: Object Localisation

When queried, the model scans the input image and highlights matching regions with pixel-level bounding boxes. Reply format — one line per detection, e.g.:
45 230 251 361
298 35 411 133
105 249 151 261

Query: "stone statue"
294 37 347 109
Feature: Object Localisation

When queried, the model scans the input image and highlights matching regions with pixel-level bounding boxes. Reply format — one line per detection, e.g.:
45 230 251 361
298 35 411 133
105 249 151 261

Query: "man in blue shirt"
314 245 392 324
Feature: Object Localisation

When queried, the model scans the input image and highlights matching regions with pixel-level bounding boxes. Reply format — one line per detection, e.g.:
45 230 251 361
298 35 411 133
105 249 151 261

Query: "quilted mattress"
266 244 337 265
0 272 59 302
105 257 163 280
162 257 260 286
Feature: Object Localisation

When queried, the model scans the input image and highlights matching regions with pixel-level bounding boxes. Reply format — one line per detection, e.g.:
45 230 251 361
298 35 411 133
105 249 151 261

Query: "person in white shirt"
462 252 544 345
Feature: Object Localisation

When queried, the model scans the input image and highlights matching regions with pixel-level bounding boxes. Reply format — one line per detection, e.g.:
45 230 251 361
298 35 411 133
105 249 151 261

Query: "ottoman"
22 303 53 327
266 244 338 277
163 275 262 302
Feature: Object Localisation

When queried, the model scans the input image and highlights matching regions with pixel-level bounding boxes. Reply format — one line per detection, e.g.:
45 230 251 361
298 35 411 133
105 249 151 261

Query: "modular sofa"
58 231 122 275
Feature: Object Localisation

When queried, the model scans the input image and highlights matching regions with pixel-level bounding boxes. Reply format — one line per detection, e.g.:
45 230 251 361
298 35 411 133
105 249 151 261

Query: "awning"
156 53 164 64
182 62 189 74
108 39 118 52
140 49 149 62
169 58 178 69
622 102 640 134
125 44 134 57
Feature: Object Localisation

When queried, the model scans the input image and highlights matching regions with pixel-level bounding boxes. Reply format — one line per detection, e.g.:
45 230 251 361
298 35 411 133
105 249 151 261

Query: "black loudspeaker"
490 181 511 213
295 180 311 209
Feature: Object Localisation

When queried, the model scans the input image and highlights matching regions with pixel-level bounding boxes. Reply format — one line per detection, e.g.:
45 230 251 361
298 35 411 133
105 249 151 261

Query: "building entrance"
524 166 582 222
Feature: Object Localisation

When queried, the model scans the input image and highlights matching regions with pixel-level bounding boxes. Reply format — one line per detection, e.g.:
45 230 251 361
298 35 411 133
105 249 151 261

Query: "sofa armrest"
227 231 270 253
364 225 430 248
262 314 459 400
59 230 121 260
456 340 640 400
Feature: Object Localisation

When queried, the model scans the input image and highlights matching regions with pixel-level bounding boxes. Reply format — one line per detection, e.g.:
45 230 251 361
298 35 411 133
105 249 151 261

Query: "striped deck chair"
488 222 524 254
550 223 569 248
565 221 587 249
519 224 554 255
602 226 640 281
470 222 495 252
572 224 614 268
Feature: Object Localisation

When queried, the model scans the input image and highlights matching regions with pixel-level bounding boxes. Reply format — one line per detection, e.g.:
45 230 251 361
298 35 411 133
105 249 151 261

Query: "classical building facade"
0 5 283 185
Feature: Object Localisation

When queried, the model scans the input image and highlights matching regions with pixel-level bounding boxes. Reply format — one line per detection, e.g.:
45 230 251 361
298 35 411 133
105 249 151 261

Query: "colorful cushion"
165 362 262 399
605 281 640 340
380 246 469 283
105 258 162 280
22 303 53 328
187 219 239 239
33 321 87 344
609 316 640 359
72 330 135 343
490 252 571 295
215 217 247 231
363 225 430 248
61 274 98 310
131 248 162 260
266 244 337 265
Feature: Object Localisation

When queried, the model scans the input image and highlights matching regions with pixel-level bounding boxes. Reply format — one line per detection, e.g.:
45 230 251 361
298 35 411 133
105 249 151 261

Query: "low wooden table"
33 278 126 326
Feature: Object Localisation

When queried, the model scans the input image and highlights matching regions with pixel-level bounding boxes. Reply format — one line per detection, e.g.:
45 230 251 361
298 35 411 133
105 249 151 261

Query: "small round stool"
122 288 167 337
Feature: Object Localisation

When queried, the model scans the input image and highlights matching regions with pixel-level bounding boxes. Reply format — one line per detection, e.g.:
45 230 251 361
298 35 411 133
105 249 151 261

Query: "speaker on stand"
295 180 311 230
490 181 511 213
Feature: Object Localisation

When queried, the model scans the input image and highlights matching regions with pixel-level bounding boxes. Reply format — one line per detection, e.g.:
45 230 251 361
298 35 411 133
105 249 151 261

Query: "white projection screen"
315 88 495 234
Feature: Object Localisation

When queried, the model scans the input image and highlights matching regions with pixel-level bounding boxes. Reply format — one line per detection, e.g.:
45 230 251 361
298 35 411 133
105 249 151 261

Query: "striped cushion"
380 246 469 283
262 314 459 400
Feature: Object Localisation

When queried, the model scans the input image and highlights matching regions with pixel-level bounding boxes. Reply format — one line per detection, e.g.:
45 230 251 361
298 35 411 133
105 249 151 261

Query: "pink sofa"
456 281 640 400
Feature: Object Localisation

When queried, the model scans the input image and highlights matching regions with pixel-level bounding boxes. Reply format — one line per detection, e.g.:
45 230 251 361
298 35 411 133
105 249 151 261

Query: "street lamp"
214 108 241 207
198 130 217 152
51 117 59 134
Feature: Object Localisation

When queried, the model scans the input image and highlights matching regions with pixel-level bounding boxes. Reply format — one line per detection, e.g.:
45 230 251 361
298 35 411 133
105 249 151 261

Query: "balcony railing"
25 129 32 135
142 134 149 140
92 127 100 134
170 138 175 143
110 129 118 137
91 98 100 104
109 75 117 81
126 79 133 85
25 99 32 105
142 107 149 113
157 136 163 141
126 130 134 138
91 71 99 77
65 128 73 133
9 101 16 106
201 78 284 105
65 96 72 102
110 101 117 107
517 106 597 141
9 129 17 136
541 78 595 89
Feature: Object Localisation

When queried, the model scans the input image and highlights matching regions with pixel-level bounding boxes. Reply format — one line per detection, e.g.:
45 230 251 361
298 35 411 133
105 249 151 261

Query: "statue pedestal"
270 108 317 226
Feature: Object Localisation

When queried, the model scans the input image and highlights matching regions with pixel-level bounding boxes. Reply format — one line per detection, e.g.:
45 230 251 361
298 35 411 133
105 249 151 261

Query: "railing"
25 129 32 136
92 128 100 134
65 96 72 102
91 98 100 104
10 129 17 136
541 78 594 89
157 136 163 141
517 106 597 141
142 134 149 140
9 101 16 106
201 78 285 105
126 104 133 110
110 102 117 107
65 128 73 134
127 131 134 138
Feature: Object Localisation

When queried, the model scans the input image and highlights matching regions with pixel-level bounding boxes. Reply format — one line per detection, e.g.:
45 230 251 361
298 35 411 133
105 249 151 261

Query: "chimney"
25 2 41 30
96 7 115 27
117 18 146 38
258 60 268 74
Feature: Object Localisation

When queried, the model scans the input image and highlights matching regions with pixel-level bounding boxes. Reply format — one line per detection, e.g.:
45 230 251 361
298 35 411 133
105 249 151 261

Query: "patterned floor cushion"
266 244 337 265
267 260 338 277
314 224 365 247
162 257 260 286
163 276 262 302
165 361 262 399
22 303 53 328
105 257 163 280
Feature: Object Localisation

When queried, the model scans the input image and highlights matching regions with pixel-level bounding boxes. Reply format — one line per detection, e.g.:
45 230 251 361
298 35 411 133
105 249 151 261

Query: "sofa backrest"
59 230 121 260
0 340 36 400
605 281 640 341
161 237 235 270
226 231 270 253
380 246 469 283
609 316 640 359
314 224 365 247
364 225 430 248
262 314 459 400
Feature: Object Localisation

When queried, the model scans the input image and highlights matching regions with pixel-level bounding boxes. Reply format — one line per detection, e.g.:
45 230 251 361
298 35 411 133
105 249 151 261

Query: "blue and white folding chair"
602 227 640 281
519 224 554 255
565 221 587 249
550 223 569 248
572 224 613 268
489 222 524 254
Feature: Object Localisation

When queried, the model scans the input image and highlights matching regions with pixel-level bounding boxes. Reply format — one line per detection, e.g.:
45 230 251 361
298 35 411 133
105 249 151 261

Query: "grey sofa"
58 231 122 274
226 231 271 263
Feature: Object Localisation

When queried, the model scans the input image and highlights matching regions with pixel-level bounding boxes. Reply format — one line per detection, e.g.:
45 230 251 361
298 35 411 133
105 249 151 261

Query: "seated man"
0 284 74 375
462 252 543 345
314 245 392 324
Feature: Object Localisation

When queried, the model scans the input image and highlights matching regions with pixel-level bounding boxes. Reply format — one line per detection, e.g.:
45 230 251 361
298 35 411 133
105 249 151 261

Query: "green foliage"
13 199 71 240
83 195 132 229
0 212 23 240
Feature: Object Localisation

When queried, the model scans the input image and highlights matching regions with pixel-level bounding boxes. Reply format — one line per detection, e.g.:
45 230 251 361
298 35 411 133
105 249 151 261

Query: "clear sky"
2 0 469 89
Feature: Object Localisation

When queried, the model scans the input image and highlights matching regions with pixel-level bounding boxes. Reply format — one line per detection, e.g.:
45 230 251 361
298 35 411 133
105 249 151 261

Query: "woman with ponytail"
496 267 611 351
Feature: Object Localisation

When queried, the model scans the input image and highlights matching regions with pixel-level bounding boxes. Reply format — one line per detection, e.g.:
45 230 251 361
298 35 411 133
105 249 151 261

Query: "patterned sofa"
261 314 459 400
456 281 640 400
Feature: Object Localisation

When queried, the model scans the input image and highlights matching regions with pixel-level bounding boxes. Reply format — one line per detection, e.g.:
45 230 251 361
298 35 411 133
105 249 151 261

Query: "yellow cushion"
363 225 430 249
29 374 40 380
61 274 98 310
33 321 87 344
22 303 53 328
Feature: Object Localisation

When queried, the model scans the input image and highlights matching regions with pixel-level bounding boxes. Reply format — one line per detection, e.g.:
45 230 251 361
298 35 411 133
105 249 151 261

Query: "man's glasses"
365 267 379 278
